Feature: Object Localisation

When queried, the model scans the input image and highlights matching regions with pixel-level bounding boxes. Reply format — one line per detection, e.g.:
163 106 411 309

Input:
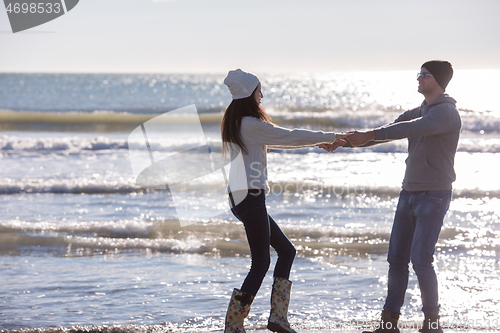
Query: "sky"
0 0 499 73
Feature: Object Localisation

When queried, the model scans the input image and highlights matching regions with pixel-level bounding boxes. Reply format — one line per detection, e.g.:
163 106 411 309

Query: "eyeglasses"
417 72 433 79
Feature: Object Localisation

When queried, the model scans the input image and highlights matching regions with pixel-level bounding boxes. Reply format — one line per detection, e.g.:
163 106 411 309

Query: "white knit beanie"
224 69 260 100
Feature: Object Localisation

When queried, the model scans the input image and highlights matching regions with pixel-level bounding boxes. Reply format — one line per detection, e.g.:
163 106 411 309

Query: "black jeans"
230 190 296 296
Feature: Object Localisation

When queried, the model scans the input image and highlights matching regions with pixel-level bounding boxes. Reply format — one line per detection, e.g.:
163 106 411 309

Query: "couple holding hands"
221 61 461 333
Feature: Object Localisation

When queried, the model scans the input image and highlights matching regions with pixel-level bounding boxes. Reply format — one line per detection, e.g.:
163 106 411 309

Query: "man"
329 60 461 333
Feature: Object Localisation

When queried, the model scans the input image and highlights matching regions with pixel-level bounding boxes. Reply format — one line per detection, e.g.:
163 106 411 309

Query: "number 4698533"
6 2 62 14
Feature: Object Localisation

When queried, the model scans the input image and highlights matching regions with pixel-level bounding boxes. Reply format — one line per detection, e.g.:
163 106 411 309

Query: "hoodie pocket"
424 158 442 179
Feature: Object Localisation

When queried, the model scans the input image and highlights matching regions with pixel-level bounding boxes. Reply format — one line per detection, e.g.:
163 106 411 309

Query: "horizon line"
1 68 499 75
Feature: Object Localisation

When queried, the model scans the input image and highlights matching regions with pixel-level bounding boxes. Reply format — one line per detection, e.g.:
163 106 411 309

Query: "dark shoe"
362 310 400 333
419 313 443 333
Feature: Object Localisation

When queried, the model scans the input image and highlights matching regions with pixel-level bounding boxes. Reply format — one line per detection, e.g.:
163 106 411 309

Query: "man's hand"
318 136 347 152
346 130 376 147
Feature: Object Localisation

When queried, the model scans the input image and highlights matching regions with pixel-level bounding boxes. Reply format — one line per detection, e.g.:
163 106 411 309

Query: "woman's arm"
242 117 336 147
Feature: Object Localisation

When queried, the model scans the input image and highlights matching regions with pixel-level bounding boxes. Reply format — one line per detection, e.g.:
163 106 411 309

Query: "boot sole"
267 322 295 333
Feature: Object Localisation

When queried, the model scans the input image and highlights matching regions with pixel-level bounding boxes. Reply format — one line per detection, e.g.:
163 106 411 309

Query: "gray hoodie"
374 94 461 191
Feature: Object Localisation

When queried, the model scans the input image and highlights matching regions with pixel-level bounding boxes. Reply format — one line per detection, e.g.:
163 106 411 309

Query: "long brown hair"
221 86 272 155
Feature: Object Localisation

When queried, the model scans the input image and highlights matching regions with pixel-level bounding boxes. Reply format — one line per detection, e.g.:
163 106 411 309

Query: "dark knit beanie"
421 60 453 91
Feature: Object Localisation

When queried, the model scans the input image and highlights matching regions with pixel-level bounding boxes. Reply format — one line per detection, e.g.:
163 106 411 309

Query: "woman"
221 69 343 333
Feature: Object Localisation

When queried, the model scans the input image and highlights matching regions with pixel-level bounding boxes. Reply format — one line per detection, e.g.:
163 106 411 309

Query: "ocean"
0 71 499 332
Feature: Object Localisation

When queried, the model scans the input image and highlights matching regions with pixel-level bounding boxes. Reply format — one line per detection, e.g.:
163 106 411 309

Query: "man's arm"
346 130 376 147
319 131 394 151
336 108 417 148
346 105 459 146
374 105 459 141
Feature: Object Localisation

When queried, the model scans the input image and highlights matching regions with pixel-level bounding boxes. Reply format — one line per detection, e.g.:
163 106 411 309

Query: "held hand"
346 130 376 147
334 136 348 146
318 137 347 152
317 143 337 152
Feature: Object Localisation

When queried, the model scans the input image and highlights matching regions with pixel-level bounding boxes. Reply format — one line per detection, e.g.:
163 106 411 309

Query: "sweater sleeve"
242 117 336 147
374 105 460 140
342 109 412 148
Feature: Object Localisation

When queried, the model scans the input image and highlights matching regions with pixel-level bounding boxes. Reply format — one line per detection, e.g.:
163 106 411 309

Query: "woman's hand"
318 136 347 152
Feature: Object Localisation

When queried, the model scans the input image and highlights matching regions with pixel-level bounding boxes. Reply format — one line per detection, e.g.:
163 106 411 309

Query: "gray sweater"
228 117 336 193
373 94 461 191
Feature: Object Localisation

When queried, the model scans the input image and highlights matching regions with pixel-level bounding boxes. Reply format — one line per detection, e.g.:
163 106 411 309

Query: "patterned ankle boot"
267 277 297 333
224 288 255 333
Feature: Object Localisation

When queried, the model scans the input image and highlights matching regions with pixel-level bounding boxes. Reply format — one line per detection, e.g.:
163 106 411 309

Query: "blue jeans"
383 190 451 315
230 190 296 296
